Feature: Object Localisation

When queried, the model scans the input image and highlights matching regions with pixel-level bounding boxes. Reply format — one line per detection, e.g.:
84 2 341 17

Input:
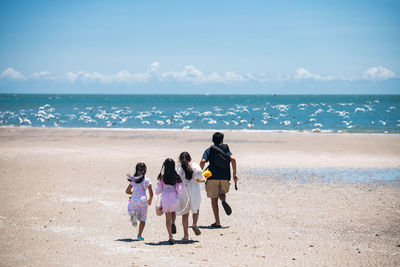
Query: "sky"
0 0 399 94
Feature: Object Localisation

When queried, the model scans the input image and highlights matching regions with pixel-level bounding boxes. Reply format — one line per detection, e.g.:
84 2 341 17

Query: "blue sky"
0 0 399 94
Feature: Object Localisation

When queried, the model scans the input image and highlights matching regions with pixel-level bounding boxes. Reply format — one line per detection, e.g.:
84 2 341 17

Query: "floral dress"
127 178 151 222
156 180 182 213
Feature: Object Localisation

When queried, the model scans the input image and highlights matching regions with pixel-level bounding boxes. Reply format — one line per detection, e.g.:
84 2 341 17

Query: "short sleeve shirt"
130 178 151 199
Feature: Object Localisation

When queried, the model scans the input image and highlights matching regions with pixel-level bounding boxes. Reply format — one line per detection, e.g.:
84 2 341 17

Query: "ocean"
0 94 399 133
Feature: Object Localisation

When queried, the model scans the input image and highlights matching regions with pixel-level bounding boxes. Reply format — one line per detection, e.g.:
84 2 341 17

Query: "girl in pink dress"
126 162 153 241
156 158 182 245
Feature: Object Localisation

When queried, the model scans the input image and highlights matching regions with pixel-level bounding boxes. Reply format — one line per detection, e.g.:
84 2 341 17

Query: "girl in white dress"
176 152 205 240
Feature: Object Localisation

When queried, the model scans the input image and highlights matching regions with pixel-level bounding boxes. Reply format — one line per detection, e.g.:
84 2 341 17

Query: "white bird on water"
39 104 51 110
18 117 32 125
354 107 366 113
120 117 128 124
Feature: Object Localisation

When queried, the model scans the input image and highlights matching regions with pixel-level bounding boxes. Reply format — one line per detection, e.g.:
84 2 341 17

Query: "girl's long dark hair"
158 158 182 185
133 162 147 184
179 152 193 180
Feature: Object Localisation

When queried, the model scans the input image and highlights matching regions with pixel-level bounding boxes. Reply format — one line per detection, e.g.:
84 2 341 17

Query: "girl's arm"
147 184 153 205
192 163 206 182
155 180 164 195
175 182 182 198
125 184 133 195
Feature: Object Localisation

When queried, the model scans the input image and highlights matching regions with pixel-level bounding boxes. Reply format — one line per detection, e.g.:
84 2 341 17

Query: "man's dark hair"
212 132 224 145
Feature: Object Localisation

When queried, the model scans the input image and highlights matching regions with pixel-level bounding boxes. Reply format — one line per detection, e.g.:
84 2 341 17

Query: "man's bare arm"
230 155 238 182
200 159 206 170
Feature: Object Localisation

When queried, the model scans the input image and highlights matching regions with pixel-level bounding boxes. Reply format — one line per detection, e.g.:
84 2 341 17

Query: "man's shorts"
205 179 230 198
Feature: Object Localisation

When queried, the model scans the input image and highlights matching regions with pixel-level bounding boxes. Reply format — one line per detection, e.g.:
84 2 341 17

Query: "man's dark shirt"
202 144 232 181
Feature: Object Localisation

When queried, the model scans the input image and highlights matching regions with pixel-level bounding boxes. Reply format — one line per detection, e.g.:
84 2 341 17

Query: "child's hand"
147 199 152 206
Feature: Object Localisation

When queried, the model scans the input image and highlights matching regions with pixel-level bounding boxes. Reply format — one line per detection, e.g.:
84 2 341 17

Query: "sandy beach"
0 127 399 266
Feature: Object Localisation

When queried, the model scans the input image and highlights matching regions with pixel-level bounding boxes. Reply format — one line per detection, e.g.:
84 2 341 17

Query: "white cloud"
294 68 333 81
246 73 291 83
66 62 158 83
66 72 78 82
1 63 399 85
161 65 204 83
1 68 26 80
31 71 59 80
67 70 150 83
150 61 160 72
161 66 246 83
223 71 245 82
364 66 396 80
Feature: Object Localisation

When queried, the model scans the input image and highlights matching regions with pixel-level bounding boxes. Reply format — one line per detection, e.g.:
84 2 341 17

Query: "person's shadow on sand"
145 240 199 246
197 225 230 229
115 238 141 242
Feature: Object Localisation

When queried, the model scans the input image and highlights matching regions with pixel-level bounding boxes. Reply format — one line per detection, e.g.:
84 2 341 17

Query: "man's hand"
233 175 238 190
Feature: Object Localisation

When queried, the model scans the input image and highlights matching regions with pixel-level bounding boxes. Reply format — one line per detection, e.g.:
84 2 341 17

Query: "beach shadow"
145 240 199 246
197 225 230 230
115 238 141 242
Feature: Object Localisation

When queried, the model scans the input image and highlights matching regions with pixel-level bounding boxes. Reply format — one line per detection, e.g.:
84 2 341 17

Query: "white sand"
0 127 399 266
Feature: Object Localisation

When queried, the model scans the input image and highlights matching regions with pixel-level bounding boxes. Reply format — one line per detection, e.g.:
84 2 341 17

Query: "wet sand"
0 127 399 266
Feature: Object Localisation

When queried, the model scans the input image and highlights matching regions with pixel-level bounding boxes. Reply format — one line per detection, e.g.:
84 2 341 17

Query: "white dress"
176 162 205 216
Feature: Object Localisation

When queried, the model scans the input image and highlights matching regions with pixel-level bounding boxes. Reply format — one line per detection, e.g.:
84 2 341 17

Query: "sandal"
222 200 232 216
168 238 175 245
137 236 144 241
211 223 222 228
192 225 201 236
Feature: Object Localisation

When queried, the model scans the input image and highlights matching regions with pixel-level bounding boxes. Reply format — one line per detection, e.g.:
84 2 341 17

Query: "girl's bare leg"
138 221 145 237
182 213 189 240
171 212 176 224
165 213 173 239
192 211 199 227
191 211 201 235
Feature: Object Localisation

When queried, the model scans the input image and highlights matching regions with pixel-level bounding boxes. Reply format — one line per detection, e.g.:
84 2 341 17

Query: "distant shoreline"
2 125 400 135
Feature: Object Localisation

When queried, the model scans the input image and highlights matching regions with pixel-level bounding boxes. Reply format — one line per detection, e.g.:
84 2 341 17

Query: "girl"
156 158 182 245
176 152 205 240
126 162 153 241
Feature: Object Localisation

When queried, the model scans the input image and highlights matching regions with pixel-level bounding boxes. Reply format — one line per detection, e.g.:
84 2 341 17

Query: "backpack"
210 144 231 169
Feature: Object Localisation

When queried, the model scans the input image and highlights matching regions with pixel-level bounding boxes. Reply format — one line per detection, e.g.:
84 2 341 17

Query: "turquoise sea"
0 94 399 133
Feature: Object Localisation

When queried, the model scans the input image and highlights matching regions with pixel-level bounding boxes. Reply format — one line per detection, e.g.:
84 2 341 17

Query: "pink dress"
127 178 151 222
156 180 182 213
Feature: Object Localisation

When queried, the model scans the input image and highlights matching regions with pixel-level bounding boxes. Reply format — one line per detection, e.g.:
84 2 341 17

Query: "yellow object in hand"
203 170 212 179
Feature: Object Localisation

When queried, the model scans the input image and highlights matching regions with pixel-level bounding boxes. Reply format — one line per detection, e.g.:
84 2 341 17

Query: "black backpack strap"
210 145 230 160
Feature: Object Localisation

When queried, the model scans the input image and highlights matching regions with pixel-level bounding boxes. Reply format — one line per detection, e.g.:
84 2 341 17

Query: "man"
200 132 238 228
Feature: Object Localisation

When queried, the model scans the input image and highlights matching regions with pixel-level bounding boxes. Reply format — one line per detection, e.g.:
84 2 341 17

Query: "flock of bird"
0 100 398 132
